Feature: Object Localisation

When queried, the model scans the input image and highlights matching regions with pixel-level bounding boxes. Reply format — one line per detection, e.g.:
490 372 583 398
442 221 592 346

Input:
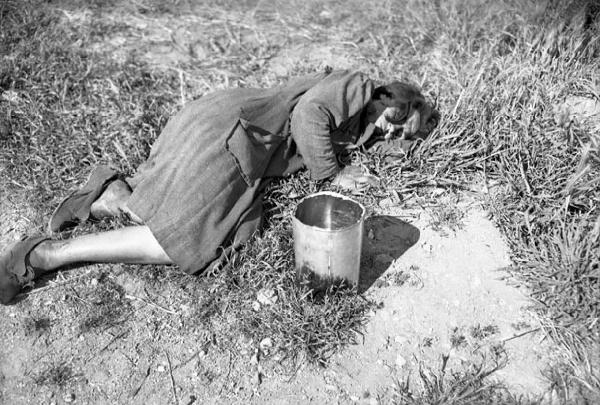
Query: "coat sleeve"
290 71 375 181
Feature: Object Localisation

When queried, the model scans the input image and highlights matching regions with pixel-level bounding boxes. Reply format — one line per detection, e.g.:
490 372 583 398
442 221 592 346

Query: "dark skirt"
127 92 266 274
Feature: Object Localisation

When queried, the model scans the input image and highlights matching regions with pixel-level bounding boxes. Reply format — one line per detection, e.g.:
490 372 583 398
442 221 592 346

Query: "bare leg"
29 226 172 273
90 179 143 224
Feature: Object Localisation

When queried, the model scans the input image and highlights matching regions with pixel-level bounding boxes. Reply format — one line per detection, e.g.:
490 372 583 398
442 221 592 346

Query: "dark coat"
127 70 375 273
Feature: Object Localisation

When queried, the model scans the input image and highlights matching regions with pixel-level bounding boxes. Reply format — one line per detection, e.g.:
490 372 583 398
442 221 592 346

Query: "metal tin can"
292 191 365 291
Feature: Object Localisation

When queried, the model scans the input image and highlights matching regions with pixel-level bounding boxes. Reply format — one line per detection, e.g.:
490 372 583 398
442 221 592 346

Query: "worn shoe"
0 236 49 304
48 166 119 233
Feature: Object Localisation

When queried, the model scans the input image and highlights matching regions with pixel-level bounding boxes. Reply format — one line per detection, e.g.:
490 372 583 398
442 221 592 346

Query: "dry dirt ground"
252 195 555 404
0 3 579 404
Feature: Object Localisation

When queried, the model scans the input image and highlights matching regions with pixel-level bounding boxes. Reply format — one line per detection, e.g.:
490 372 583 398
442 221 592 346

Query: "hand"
374 108 403 140
331 165 380 192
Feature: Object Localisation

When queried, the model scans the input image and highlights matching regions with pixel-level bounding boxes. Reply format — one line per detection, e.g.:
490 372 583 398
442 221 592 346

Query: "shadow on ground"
359 215 420 292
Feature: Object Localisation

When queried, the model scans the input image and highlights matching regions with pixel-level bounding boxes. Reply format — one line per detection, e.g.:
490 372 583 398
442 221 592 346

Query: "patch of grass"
421 337 434 348
75 275 132 333
210 218 374 366
389 271 411 287
428 203 466 234
390 355 530 405
33 362 79 388
511 321 531 332
379 265 422 288
450 327 468 349
470 324 500 340
0 4 179 221
22 315 53 336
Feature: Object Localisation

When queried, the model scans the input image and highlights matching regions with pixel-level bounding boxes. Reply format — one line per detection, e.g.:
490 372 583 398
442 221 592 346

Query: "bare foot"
90 179 133 219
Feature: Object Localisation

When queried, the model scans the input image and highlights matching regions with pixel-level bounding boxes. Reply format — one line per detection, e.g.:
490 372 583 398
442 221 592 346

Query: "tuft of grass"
210 216 374 366
33 362 79 388
450 327 468 349
470 324 500 340
390 355 530 405
74 275 132 333
22 315 53 336
428 203 466 234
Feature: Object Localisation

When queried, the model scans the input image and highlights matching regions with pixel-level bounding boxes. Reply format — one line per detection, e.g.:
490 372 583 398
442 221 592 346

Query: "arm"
291 103 379 190
290 102 339 180
290 71 375 181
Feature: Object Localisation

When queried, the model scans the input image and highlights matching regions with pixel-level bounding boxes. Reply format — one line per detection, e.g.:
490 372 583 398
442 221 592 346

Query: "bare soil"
238 196 552 404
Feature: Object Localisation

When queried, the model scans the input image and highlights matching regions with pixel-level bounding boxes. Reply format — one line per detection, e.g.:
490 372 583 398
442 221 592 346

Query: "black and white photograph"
0 0 598 403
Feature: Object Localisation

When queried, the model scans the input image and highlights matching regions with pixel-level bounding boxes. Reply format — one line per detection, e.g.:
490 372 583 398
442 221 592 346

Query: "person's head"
367 81 438 139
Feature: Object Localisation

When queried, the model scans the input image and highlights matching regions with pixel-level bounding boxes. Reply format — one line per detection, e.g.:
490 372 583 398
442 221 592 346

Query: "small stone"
319 10 333 19
555 96 600 129
252 301 261 312
64 393 75 403
180 304 191 316
259 337 273 351
257 288 278 306
395 354 407 368
1 90 19 103
350 395 360 401
157 365 166 373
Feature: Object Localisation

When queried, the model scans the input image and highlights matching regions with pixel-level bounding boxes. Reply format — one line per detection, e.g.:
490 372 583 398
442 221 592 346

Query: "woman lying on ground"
0 69 437 304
